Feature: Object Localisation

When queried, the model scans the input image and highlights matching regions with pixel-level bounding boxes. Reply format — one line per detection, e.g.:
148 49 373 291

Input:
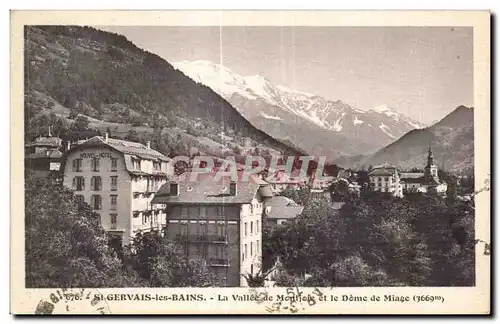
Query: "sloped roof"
26 149 63 159
64 136 170 176
368 169 395 176
400 172 425 179
85 136 169 160
401 176 441 185
151 172 273 205
373 163 397 170
264 196 300 208
265 206 304 220
264 196 303 220
26 136 62 148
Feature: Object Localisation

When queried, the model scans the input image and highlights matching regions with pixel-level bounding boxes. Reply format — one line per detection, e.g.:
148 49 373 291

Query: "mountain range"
333 105 474 172
173 60 425 160
24 26 474 173
24 26 305 158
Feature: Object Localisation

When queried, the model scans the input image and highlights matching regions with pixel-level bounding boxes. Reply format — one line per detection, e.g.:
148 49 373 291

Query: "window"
110 176 118 191
256 220 260 233
244 222 248 236
110 195 117 210
91 176 102 191
244 244 248 260
217 205 224 216
180 223 188 236
216 222 226 238
216 245 225 259
132 158 141 170
250 242 253 257
111 158 118 172
75 195 84 205
110 214 117 229
72 158 83 172
198 222 208 238
199 244 208 259
385 177 389 182
257 240 260 255
250 204 253 214
250 221 253 235
91 195 102 210
153 161 161 171
242 252 245 262
91 158 100 172
72 176 85 191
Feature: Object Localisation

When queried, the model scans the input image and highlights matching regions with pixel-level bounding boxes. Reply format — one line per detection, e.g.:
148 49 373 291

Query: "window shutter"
81 177 85 190
72 159 76 172
98 177 102 190
96 159 100 171
91 177 95 191
98 195 102 209
72 177 76 190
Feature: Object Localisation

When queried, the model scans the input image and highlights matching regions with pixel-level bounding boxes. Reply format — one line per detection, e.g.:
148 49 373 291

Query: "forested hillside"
334 106 474 173
24 25 305 158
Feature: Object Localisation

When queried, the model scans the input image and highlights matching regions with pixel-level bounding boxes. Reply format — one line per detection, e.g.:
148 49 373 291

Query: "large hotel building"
62 134 171 245
151 172 273 287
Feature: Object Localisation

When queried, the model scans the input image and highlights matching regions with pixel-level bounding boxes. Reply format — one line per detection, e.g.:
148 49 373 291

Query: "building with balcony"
61 133 171 246
151 172 273 287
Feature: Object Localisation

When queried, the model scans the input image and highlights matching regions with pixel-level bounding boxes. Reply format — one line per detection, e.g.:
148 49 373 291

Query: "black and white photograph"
12 10 491 315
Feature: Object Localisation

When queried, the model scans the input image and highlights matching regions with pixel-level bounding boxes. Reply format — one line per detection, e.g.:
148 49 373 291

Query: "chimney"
105 132 109 142
229 181 237 196
146 141 151 149
170 183 179 196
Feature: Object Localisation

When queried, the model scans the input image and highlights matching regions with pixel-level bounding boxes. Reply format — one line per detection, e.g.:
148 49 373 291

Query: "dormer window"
153 161 161 171
132 158 141 170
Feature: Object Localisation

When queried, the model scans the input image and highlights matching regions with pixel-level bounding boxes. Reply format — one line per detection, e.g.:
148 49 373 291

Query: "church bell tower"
425 145 438 180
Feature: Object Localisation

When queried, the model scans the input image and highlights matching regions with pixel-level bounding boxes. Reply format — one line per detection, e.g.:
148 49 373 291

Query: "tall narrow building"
61 134 171 245
399 145 448 194
151 172 273 287
424 145 439 181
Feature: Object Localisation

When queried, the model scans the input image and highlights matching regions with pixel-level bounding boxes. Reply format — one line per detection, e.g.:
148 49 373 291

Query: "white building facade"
62 134 171 245
368 164 404 198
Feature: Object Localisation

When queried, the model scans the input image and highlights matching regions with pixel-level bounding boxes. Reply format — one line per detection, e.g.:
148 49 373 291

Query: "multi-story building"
61 133 171 245
151 172 273 287
368 164 404 197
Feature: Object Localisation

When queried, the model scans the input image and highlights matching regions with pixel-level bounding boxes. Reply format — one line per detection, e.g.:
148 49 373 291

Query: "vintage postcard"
11 10 490 315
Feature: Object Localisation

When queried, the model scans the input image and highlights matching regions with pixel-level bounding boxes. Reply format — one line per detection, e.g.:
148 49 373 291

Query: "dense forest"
263 187 478 287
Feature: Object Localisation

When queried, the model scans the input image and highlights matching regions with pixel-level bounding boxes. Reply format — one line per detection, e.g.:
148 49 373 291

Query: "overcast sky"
100 26 473 124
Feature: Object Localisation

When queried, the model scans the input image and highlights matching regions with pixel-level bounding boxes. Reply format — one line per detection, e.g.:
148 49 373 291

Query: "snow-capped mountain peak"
370 104 424 129
173 60 425 148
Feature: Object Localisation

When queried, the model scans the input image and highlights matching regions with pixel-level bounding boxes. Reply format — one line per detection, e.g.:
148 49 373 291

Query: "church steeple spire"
427 144 434 167
425 143 439 181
